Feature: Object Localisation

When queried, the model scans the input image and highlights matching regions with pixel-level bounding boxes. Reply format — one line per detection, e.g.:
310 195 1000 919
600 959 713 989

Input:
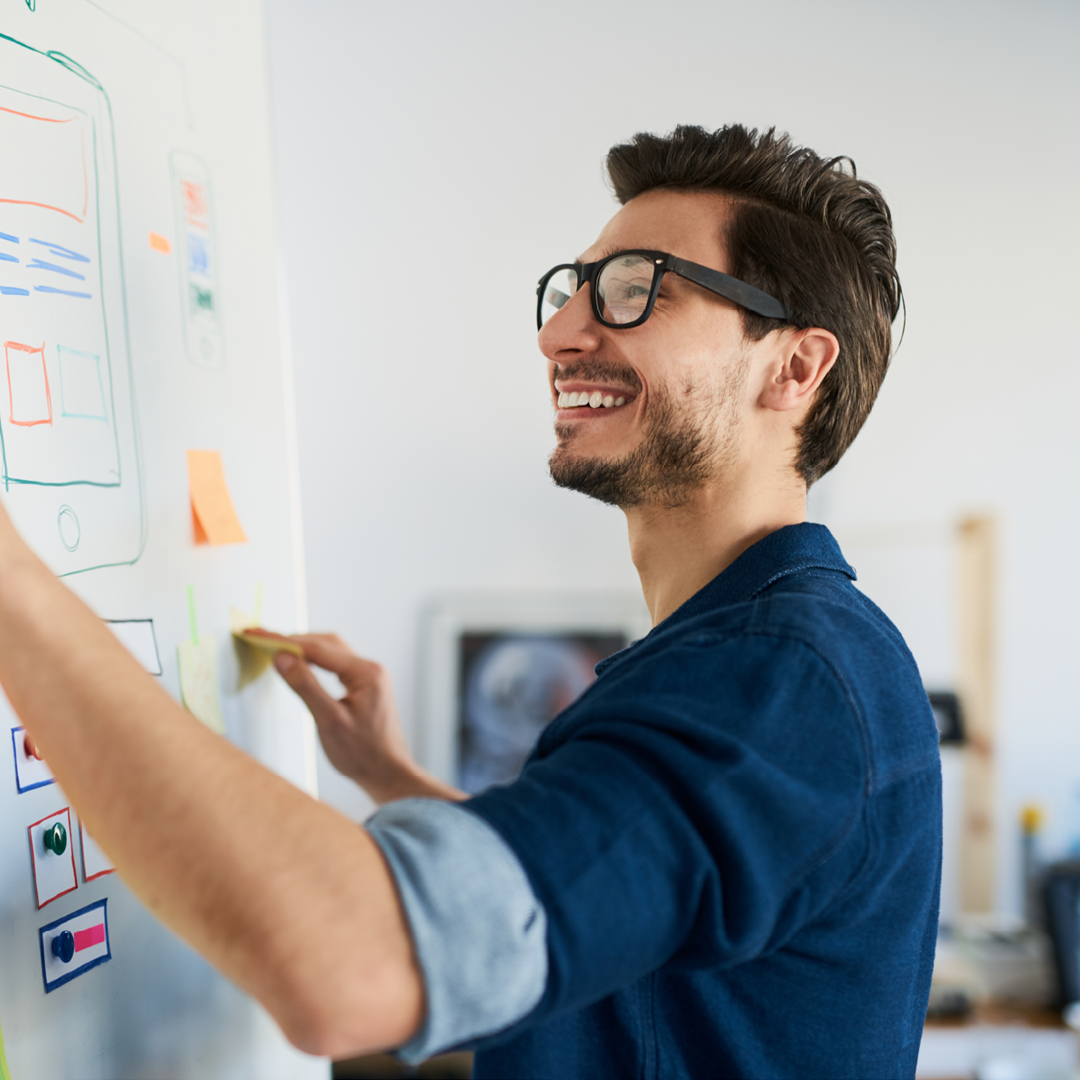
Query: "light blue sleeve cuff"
366 797 548 1063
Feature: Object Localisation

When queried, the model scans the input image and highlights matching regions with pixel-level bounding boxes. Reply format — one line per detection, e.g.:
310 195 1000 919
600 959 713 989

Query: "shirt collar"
596 523 855 675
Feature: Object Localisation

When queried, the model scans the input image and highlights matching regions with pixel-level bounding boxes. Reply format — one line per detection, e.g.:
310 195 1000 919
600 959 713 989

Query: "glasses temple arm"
669 257 790 321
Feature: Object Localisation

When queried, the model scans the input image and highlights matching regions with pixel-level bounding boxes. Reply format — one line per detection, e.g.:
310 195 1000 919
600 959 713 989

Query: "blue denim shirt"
459 523 942 1079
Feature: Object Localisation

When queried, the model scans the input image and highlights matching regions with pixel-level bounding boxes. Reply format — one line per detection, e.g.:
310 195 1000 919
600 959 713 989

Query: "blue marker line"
0 286 29 296
28 259 85 281
0 253 17 263
29 238 89 263
0 231 17 244
34 285 91 299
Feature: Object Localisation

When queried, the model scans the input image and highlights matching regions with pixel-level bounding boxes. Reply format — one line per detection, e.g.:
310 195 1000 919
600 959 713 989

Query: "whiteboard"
0 2 323 1077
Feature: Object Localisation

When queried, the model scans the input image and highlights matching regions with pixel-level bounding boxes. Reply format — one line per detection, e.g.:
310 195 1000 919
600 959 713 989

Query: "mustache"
553 359 643 395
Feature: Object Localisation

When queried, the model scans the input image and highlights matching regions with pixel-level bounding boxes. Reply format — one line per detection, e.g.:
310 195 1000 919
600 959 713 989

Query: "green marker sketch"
25 0 35 12
187 584 199 647
0 32 148 576
171 150 225 369
0 93 122 488
190 283 213 312
58 345 109 421
82 0 193 129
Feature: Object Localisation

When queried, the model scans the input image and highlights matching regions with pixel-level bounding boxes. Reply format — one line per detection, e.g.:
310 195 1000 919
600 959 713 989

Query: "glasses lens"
539 267 578 326
596 255 656 325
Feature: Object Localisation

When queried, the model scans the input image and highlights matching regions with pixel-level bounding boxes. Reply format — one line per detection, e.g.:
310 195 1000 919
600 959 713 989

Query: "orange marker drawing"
5 340 53 427
0 105 88 222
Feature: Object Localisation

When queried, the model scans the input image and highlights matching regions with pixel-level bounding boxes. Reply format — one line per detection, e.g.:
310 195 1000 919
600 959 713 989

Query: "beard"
548 353 748 509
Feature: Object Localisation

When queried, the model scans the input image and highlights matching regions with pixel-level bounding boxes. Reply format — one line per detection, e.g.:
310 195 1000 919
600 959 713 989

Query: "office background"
265 0 1080 924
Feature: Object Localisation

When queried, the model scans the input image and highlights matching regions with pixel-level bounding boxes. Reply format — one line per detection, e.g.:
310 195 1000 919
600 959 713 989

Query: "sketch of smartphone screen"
0 39 144 576
170 150 224 370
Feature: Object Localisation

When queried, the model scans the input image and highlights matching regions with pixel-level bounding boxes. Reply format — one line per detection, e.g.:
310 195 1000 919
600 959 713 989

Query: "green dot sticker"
43 821 67 856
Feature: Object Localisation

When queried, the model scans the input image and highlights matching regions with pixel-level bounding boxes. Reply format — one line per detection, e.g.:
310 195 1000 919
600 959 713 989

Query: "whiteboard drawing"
170 151 224 369
0 34 143 575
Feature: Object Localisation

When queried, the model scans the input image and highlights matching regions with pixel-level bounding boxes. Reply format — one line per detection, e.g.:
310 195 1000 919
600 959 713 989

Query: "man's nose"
538 282 603 360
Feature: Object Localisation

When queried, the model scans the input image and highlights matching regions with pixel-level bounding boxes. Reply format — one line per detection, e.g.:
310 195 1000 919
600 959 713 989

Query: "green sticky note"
0 1011 12 1080
177 635 226 735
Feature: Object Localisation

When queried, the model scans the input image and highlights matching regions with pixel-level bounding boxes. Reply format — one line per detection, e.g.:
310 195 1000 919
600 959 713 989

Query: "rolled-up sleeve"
365 798 548 1063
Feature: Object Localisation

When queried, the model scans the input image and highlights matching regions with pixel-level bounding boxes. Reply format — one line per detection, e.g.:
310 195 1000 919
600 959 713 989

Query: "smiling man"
0 124 940 1080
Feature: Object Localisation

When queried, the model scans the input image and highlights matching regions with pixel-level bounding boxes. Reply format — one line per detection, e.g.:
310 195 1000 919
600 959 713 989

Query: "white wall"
264 0 1080 916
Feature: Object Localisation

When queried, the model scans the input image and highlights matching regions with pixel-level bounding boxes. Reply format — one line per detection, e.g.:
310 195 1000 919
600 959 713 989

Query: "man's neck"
625 477 808 626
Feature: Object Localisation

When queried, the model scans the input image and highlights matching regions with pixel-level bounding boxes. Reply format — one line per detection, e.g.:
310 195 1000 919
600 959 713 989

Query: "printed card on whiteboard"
39 898 111 993
79 819 115 881
11 726 55 793
28 807 78 908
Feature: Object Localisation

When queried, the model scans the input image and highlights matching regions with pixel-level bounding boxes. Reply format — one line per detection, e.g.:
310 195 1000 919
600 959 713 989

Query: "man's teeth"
557 391 629 409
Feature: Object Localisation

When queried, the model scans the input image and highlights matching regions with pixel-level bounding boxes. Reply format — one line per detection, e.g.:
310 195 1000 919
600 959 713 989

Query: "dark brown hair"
606 124 902 485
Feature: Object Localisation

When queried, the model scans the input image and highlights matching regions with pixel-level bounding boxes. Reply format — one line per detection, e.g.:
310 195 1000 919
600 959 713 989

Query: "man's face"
541 190 754 508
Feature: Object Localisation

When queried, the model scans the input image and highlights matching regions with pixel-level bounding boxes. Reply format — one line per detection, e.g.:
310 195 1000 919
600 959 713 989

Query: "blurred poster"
457 632 626 793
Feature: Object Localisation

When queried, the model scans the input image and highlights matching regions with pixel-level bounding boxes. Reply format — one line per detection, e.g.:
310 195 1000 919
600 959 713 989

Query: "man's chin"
548 446 640 508
548 437 710 511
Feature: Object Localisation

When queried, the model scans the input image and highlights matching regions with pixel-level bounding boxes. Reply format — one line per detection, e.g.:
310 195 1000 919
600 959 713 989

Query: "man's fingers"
273 653 343 725
289 634 378 692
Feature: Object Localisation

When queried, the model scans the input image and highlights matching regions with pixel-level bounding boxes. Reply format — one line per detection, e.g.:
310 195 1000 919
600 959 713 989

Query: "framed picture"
927 690 965 745
418 592 651 793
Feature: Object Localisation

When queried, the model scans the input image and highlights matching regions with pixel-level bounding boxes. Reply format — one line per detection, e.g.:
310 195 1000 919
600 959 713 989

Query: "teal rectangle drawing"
57 345 107 421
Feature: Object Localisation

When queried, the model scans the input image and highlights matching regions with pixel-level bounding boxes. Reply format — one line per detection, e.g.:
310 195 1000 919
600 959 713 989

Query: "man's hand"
273 634 464 805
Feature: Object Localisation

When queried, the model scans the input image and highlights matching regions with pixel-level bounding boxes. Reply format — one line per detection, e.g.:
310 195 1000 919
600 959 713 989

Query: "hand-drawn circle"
57 505 81 552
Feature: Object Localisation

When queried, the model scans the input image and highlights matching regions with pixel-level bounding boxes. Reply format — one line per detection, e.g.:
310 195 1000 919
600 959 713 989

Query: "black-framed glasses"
536 249 789 331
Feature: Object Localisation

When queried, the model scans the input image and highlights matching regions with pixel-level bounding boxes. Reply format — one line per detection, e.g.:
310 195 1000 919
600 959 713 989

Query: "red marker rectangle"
73 923 105 952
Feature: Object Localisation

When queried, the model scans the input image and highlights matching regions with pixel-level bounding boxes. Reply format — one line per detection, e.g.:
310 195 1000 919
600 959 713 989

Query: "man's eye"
608 279 651 301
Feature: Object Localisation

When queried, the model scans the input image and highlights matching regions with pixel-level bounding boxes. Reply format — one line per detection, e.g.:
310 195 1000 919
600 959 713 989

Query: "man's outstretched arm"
0 509 423 1058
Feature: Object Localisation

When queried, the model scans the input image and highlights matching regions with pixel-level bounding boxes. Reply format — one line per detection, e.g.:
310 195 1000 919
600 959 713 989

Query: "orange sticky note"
148 231 171 254
187 450 247 545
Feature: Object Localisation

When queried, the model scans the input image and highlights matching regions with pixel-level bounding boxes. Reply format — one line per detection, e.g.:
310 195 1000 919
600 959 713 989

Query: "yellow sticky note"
177 635 226 734
187 450 247 546
0 1011 12 1080
231 607 271 689
230 607 302 689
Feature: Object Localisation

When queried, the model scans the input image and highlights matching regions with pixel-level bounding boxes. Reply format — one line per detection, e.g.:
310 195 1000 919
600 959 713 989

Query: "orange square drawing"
5 340 53 427
181 180 208 229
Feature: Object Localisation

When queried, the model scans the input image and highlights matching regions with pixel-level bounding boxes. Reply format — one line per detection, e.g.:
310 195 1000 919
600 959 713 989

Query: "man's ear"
758 327 840 413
